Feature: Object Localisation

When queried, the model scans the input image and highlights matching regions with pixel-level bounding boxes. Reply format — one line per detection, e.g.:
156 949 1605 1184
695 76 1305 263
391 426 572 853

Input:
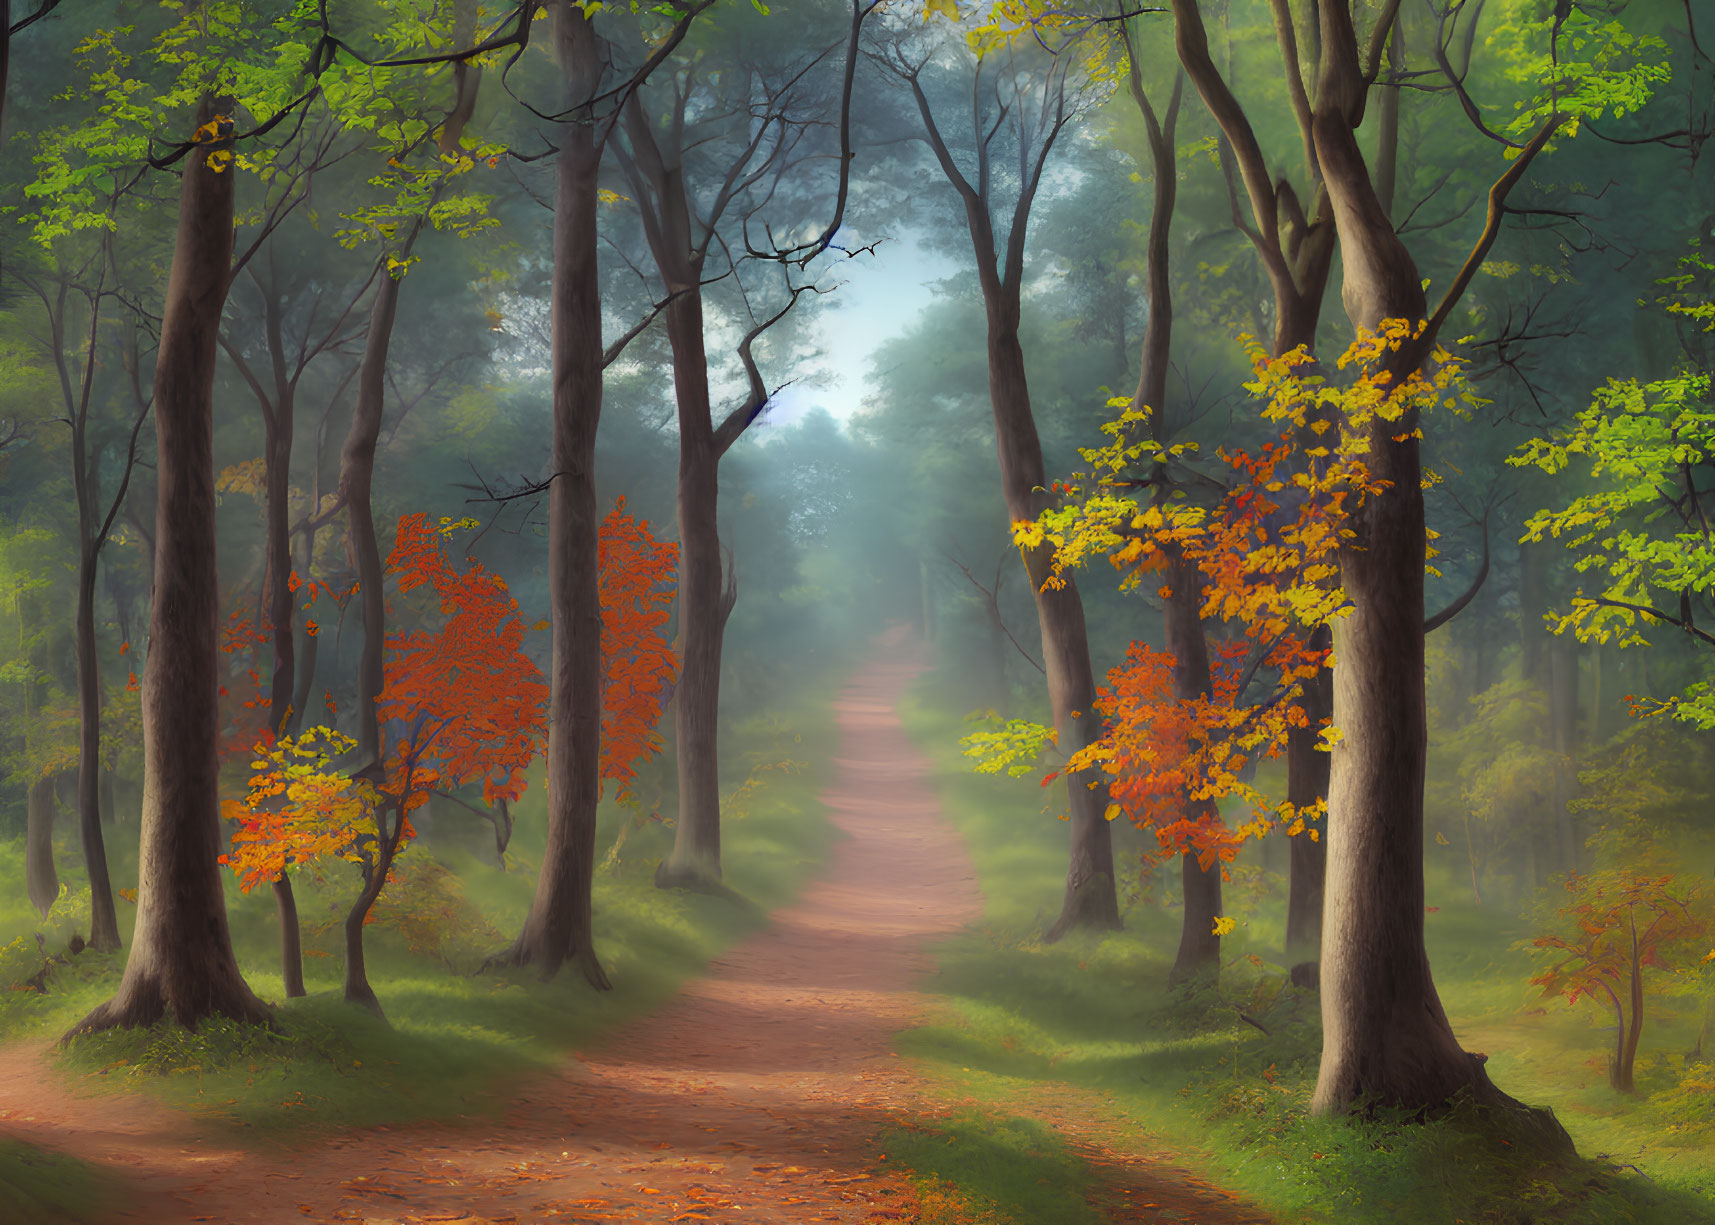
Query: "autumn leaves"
217 502 678 1016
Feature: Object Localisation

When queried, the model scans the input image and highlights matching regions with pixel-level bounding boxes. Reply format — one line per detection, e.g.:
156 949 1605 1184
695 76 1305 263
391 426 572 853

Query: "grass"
887 672 1715 1225
0 1138 113 1225
0 681 840 1140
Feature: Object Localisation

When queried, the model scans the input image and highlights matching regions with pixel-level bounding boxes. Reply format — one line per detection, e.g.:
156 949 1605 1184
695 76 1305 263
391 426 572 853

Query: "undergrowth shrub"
65 1011 356 1079
364 859 504 973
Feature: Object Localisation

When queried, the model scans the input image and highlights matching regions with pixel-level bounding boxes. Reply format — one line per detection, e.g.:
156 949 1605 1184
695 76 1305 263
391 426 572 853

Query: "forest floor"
0 626 1269 1225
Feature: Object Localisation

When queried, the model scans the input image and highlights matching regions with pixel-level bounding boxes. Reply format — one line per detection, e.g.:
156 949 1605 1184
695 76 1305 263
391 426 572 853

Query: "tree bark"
67 107 270 1036
1163 555 1223 983
338 227 422 765
74 545 121 950
618 94 728 892
1613 914 1644 1092
257 274 307 999
988 313 1120 940
656 281 727 888
500 4 611 985
1305 5 1565 1145
25 772 59 919
1285 624 1332 972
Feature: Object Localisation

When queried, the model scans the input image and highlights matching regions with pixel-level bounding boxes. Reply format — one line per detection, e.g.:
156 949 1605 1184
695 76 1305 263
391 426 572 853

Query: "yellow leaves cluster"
221 727 382 894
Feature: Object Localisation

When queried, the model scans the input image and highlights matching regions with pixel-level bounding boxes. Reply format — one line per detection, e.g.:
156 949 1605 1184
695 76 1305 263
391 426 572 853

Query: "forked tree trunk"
26 772 59 918
501 4 611 985
1306 4 1567 1145
657 286 727 888
67 106 270 1037
1168 0 1339 976
1611 919 1645 1093
617 96 729 892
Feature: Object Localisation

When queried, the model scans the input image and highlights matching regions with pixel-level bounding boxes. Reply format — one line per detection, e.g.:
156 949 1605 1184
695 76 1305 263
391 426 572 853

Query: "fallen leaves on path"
0 628 1272 1225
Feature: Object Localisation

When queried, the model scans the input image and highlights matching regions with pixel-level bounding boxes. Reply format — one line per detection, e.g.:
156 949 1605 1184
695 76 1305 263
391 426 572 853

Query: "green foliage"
1511 245 1715 726
895 671 1715 1224
959 713 1057 777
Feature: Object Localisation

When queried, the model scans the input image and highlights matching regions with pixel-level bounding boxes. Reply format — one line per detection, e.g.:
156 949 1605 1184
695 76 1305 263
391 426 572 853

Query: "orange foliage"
598 498 677 800
379 513 549 810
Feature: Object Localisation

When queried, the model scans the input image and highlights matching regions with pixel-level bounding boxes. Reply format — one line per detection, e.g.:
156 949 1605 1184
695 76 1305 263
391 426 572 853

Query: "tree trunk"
501 4 610 986
74 547 121 950
1164 552 1222 983
1285 625 1332 974
339 227 422 767
67 107 270 1036
1307 5 1564 1145
657 301 726 888
1614 912 1644 1092
259 281 307 999
343 858 389 1021
985 315 1119 941
26 772 59 919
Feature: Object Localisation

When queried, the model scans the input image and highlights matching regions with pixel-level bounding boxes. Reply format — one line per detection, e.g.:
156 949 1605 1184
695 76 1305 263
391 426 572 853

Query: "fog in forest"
0 2 1712 1223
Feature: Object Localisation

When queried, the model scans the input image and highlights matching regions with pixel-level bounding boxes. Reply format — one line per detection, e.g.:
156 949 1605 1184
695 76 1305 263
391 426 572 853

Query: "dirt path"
0 629 1272 1223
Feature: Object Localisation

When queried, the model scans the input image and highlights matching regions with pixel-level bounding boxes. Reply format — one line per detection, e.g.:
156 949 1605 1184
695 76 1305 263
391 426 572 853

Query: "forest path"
0 625 1270 1223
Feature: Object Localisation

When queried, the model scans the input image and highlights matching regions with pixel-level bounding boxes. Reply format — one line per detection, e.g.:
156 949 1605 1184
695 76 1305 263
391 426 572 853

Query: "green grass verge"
0 1138 113 1225
0 684 839 1139
888 673 1715 1225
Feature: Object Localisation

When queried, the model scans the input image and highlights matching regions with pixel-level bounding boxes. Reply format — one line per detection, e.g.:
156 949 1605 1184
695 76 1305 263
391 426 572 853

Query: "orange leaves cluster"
598 499 677 800
1013 328 1460 860
379 513 549 808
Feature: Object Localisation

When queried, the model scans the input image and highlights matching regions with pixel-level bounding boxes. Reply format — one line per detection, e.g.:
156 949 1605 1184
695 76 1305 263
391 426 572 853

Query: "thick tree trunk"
658 297 726 888
1306 8 1565 1146
67 108 270 1036
984 316 1119 940
502 5 610 986
25 773 59 919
